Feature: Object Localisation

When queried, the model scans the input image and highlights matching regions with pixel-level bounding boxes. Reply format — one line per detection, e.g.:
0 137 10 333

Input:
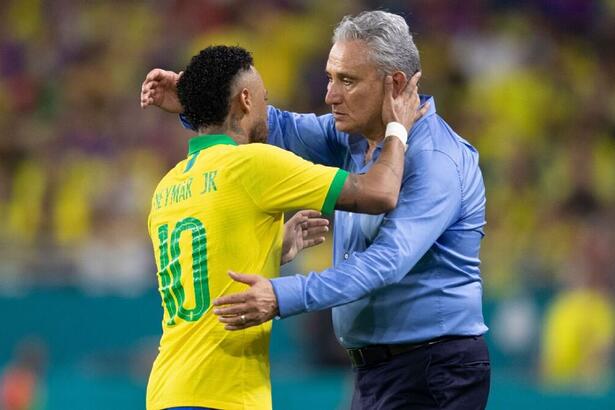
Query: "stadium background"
1 0 614 408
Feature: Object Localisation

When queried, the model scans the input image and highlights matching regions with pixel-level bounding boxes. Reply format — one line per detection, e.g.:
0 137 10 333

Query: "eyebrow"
326 70 359 80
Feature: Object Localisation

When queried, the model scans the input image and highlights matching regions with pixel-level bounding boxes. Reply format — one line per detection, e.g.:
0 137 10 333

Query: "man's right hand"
381 71 427 132
140 69 183 113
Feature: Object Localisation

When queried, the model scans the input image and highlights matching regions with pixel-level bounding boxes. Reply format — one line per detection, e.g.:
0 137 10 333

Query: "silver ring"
240 314 246 324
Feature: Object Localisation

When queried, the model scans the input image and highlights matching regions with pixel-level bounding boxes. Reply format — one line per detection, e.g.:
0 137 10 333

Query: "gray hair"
332 10 421 77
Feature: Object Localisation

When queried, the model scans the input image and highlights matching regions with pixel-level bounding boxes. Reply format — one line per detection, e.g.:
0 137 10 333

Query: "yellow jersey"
146 134 347 410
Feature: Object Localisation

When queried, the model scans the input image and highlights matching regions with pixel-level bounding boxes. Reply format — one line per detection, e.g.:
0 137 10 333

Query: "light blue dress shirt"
265 96 488 348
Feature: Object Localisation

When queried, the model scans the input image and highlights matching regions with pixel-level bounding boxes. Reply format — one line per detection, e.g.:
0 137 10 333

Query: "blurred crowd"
1 0 614 399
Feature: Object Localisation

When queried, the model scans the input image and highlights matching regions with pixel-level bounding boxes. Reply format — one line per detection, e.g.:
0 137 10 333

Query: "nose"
325 80 342 106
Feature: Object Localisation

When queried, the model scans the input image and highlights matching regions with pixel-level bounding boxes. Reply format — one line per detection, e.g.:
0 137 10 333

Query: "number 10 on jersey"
156 217 210 325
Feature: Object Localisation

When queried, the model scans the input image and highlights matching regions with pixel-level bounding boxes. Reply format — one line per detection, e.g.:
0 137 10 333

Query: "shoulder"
237 142 295 157
267 105 336 125
267 106 345 143
406 112 474 170
236 143 311 167
156 160 186 185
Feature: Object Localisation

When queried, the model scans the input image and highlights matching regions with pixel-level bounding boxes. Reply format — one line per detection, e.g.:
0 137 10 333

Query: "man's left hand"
213 272 279 330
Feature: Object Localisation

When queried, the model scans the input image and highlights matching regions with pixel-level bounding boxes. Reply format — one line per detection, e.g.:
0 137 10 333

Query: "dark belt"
346 335 475 368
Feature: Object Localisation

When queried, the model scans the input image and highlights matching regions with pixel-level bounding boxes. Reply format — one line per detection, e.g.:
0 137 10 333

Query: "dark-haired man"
144 45 423 410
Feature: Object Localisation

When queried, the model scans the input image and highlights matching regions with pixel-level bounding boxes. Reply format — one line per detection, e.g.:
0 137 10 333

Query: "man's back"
146 135 342 410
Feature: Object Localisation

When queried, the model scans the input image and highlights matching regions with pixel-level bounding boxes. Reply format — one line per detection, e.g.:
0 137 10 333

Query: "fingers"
414 101 431 121
141 71 161 98
285 212 307 228
383 75 394 101
219 313 263 331
289 215 308 227
403 72 422 115
295 210 321 219
289 209 324 225
145 68 168 82
303 218 329 229
398 71 421 100
217 312 253 324
211 272 260 306
213 292 248 306
297 211 328 230
213 303 249 316
303 224 329 237
287 210 328 232
140 91 156 108
213 297 269 331
408 71 421 89
228 271 259 285
141 68 178 108
303 236 326 248
140 81 158 108
141 78 157 93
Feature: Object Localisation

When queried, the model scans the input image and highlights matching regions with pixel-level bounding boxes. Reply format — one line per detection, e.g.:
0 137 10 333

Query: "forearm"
272 242 399 317
336 135 405 213
274 152 464 317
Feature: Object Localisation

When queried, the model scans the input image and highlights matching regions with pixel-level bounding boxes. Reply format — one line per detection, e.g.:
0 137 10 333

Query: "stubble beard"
248 119 269 143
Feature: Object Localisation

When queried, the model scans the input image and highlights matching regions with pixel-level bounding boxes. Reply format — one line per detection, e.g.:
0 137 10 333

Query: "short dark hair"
177 45 254 130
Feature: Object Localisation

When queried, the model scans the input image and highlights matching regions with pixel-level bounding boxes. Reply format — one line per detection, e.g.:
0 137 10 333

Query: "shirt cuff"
270 275 307 318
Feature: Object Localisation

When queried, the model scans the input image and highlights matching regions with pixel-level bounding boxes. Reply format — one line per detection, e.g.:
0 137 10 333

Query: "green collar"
188 134 238 155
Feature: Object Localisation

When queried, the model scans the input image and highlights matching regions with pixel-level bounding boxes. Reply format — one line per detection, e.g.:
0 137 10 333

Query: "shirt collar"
416 94 436 125
188 134 238 155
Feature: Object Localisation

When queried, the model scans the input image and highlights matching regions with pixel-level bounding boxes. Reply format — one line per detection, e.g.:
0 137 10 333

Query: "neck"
363 120 386 145
361 121 386 165
198 118 249 145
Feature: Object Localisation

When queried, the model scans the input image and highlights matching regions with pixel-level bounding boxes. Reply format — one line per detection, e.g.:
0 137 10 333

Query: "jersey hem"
147 397 254 410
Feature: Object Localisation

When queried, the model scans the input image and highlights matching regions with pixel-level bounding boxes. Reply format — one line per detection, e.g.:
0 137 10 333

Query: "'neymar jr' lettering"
154 178 193 209
201 170 218 194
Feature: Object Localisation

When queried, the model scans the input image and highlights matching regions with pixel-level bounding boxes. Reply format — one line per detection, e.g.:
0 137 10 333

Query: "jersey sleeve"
239 143 348 215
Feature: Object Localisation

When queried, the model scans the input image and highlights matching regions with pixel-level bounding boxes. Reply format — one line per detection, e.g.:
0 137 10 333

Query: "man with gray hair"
141 10 490 409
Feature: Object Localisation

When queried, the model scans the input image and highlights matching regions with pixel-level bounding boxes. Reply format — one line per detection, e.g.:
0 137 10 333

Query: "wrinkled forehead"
327 40 376 73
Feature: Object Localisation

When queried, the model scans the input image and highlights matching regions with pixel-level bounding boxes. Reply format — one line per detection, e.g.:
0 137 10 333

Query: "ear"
391 71 408 98
237 88 252 114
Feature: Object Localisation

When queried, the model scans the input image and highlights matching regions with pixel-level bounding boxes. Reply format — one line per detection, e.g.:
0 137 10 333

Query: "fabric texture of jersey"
266 97 489 348
146 134 345 410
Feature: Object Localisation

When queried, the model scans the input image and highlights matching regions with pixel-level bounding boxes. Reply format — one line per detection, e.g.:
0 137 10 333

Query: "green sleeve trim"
322 169 349 216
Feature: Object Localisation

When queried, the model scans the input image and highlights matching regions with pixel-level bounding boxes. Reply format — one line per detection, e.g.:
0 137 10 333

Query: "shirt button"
343 253 349 260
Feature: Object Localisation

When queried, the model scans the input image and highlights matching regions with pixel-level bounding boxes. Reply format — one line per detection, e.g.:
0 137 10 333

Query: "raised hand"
140 69 183 113
381 71 429 132
281 210 329 265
